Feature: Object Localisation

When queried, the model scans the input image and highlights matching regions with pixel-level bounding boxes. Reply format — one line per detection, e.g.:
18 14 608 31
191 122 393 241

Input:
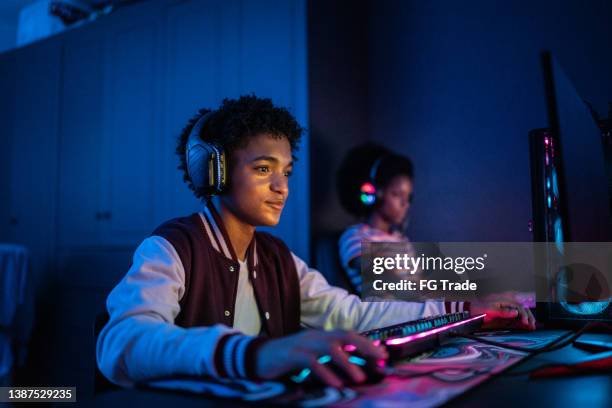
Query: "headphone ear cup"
359 182 377 206
187 143 210 191
186 112 227 195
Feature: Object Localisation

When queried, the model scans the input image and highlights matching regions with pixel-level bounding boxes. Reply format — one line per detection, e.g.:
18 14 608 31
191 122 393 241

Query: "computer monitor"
530 52 612 324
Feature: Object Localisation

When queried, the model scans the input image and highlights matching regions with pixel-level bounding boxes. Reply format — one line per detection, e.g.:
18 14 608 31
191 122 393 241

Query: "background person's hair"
336 143 414 217
176 95 303 200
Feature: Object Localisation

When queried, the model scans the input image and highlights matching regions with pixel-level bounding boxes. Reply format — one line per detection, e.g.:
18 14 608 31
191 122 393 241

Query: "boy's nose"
271 174 288 195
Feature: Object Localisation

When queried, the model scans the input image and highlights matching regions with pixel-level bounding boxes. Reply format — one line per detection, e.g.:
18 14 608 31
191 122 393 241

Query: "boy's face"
222 133 293 227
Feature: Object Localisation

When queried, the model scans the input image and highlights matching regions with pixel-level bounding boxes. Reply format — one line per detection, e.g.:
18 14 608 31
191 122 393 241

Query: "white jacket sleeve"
295 252 459 332
96 236 267 387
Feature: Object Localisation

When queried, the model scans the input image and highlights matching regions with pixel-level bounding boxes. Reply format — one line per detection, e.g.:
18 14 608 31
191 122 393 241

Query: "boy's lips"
265 200 285 211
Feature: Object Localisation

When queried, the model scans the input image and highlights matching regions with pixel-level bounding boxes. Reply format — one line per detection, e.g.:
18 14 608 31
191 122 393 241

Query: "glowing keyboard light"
385 314 486 346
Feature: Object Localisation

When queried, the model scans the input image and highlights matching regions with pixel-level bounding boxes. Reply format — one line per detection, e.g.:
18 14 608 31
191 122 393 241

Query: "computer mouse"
287 352 386 388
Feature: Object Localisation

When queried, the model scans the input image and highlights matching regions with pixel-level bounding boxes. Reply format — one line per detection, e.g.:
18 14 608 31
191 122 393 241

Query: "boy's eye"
255 166 270 173
284 170 293 177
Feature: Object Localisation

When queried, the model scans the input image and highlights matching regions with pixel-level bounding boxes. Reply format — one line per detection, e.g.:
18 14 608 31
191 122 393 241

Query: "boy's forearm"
96 315 267 386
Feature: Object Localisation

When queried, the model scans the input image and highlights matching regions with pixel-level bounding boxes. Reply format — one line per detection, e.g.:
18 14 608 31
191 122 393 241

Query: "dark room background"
309 0 612 244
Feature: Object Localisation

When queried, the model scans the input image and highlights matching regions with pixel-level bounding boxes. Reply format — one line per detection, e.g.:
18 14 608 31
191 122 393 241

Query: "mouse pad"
145 331 565 407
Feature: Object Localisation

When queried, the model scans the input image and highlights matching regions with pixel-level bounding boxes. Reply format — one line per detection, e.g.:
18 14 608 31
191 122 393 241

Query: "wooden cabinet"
7 40 62 291
99 13 161 246
58 32 106 247
0 52 15 241
59 10 162 248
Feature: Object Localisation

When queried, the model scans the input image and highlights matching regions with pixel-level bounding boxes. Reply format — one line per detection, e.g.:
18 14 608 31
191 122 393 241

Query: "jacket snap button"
224 310 231 317
229 266 235 272
265 312 270 320
253 271 257 279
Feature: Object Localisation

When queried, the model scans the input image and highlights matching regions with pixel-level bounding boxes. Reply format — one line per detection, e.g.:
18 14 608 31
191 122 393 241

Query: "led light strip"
385 314 486 346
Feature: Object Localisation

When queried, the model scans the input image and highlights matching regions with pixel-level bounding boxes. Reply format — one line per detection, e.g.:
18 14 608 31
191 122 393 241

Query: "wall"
366 0 612 242
308 0 370 243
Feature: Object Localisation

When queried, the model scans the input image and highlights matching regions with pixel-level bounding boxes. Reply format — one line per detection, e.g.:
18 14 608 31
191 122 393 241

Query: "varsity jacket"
96 205 465 387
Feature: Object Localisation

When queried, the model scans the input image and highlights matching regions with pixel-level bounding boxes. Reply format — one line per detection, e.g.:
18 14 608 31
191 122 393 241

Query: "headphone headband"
369 156 384 183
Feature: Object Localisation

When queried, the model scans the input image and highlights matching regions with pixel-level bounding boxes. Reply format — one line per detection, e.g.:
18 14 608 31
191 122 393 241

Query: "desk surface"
449 331 612 408
89 331 612 408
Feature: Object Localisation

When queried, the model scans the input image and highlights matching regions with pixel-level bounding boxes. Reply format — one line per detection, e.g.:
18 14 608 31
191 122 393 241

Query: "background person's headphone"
359 156 384 206
186 111 227 196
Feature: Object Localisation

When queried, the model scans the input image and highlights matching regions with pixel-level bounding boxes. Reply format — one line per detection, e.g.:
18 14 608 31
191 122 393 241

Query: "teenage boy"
96 96 535 389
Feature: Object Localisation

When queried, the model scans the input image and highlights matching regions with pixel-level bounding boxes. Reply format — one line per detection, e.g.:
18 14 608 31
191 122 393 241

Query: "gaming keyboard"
288 312 485 386
361 311 486 360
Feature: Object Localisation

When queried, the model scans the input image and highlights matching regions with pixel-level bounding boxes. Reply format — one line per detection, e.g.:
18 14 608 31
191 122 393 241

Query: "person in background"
337 144 415 295
336 143 536 329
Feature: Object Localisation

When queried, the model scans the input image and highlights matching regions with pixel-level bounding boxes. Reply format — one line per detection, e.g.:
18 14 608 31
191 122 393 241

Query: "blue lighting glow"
561 301 610 315
361 193 375 205
552 168 559 196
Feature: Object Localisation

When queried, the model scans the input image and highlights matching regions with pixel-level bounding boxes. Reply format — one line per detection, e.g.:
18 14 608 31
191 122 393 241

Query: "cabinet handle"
95 211 112 220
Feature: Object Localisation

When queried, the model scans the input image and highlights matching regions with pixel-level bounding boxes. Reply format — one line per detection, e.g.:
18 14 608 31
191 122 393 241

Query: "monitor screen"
544 52 612 242
534 52 612 322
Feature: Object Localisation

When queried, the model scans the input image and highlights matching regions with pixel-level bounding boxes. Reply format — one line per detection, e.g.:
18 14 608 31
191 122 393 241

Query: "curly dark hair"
176 95 303 199
336 143 414 217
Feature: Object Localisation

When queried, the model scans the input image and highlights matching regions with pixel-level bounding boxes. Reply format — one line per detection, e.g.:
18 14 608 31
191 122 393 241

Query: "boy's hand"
471 300 536 330
255 329 387 388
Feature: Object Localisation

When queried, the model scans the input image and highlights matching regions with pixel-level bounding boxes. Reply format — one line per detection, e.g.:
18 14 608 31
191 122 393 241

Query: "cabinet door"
9 40 61 290
99 16 160 245
58 32 106 247
0 52 15 241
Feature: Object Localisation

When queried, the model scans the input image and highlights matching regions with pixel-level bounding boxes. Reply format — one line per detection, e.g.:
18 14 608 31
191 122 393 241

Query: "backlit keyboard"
362 311 485 360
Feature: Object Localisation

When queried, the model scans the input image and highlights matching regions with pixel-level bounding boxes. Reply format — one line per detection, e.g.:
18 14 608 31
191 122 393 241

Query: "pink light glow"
343 339 382 352
385 314 486 346
361 182 376 194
